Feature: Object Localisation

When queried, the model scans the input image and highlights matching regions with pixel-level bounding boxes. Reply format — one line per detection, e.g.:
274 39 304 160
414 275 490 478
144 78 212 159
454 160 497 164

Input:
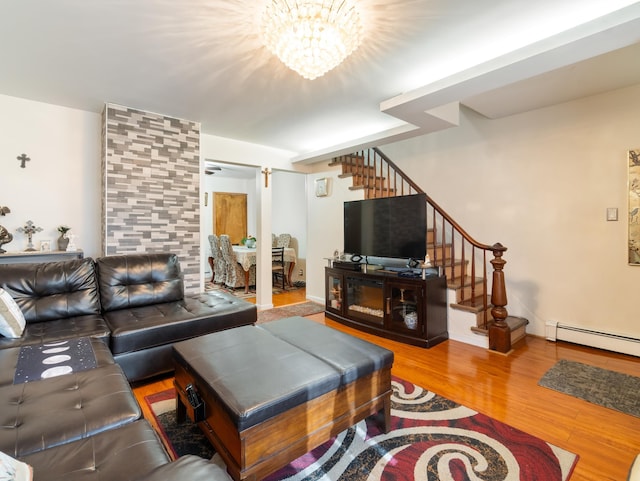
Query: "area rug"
205 282 302 300
257 301 325 324
539 359 640 418
145 378 578 480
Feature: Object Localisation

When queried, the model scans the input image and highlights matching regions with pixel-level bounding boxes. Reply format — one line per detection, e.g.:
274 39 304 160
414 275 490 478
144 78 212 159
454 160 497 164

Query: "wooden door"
214 193 247 245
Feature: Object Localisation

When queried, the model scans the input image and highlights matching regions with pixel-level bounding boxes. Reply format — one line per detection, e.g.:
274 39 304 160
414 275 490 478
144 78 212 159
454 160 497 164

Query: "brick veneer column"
101 104 201 293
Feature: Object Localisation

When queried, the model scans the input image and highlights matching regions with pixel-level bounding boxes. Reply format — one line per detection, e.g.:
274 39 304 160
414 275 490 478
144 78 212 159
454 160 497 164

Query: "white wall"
0 95 101 257
379 84 640 340
306 169 363 304
272 170 307 283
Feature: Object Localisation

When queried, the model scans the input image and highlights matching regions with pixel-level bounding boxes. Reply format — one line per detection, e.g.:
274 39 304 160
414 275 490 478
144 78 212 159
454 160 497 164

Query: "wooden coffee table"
173 317 393 481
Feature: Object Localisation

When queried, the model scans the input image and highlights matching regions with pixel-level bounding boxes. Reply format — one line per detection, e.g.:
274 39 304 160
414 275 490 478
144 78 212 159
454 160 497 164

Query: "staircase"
329 148 528 352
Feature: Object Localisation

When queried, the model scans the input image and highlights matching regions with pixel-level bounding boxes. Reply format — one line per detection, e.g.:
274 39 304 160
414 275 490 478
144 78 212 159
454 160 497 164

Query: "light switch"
606 208 618 221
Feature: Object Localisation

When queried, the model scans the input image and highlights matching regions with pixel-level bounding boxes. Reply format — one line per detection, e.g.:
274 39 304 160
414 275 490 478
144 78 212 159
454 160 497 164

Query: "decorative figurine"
0 205 11 253
66 233 78 252
17 220 43 252
0 225 12 254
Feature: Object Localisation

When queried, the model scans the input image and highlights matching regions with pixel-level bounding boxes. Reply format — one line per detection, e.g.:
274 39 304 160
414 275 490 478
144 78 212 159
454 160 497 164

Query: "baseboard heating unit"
545 320 639 357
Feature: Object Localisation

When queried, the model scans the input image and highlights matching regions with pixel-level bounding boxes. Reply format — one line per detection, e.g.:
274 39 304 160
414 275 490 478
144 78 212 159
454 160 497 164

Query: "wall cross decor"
262 168 272 188
17 153 30 168
17 220 43 251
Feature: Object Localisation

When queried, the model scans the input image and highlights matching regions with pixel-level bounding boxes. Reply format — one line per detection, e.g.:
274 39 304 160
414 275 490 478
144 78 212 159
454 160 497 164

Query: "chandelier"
261 0 363 80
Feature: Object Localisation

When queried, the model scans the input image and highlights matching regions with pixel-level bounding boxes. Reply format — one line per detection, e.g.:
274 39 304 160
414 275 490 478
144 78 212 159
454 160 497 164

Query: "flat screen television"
344 193 427 260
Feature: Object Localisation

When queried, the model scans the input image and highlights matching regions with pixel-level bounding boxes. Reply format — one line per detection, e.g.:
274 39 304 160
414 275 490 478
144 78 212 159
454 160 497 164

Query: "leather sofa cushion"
138 455 232 481
0 314 111 350
260 316 394 384
0 363 140 457
0 258 101 323
95 253 184 312
105 291 256 355
173 325 341 431
19 420 171 481
0 337 114 387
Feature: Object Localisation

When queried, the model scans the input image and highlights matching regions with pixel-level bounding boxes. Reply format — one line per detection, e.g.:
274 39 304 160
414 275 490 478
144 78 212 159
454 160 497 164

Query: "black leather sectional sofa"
0 252 256 381
0 252 255 480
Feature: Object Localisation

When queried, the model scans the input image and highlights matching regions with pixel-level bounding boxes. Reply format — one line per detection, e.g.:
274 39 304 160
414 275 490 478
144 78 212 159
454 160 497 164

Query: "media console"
325 266 448 348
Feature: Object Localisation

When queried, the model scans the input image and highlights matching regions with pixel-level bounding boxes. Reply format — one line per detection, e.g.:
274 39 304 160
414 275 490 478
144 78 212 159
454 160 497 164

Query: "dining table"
232 245 297 293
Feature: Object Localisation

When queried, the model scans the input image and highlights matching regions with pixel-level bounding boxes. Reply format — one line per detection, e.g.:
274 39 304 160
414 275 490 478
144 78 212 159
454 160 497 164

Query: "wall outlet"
298 269 303 276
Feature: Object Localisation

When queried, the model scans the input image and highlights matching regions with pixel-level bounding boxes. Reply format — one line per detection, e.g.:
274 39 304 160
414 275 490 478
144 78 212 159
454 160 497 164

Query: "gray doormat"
539 359 640 418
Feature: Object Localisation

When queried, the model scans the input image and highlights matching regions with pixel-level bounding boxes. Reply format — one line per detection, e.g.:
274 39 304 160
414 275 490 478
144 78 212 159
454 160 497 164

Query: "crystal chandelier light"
261 0 363 80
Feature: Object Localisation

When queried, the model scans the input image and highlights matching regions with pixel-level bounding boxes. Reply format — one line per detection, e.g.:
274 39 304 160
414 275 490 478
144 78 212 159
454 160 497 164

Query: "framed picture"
315 178 329 197
629 149 640 264
40 240 51 252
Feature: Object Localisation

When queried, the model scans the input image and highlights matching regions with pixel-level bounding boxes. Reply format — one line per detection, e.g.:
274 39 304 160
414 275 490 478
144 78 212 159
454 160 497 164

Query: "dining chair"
272 246 286 289
208 234 226 284
276 233 291 248
220 234 255 289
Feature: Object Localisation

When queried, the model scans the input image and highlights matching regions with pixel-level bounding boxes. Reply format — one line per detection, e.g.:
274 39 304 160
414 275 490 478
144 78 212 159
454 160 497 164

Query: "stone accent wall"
101 104 201 293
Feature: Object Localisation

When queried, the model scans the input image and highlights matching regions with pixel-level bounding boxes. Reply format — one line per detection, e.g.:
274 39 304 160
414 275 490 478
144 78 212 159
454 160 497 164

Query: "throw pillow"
0 450 33 481
0 288 26 338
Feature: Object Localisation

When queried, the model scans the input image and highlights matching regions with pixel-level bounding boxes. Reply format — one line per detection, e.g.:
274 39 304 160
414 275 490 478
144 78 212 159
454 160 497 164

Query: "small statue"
66 233 78 252
0 205 12 253
0 225 12 254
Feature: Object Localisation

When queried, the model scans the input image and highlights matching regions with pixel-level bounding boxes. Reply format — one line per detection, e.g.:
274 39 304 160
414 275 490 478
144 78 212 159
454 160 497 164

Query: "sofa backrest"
0 258 101 323
95 253 184 312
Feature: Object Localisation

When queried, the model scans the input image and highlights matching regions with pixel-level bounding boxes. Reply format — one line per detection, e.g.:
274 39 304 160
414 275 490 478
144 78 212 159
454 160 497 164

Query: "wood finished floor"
133 288 640 481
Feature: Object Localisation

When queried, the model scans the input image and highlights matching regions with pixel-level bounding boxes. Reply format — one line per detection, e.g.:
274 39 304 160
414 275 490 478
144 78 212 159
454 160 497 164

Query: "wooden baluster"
460 240 466 301
482 251 488 328
449 224 455 281
488 243 509 352
470 245 476 301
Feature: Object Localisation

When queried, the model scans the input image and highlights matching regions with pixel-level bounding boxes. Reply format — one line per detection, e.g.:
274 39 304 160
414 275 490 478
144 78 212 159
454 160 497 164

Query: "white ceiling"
1 1 640 165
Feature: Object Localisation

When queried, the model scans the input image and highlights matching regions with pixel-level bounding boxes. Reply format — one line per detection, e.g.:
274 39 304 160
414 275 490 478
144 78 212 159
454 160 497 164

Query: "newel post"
488 243 510 353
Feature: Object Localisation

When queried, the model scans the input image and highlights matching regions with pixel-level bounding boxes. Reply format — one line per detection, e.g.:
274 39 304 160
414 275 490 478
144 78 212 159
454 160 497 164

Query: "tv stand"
325 266 448 348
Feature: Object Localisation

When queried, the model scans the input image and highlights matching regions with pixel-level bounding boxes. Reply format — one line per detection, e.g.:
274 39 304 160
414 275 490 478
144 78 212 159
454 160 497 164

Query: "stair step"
328 154 364 168
450 295 489 314
342 164 377 175
470 316 529 344
446 277 486 303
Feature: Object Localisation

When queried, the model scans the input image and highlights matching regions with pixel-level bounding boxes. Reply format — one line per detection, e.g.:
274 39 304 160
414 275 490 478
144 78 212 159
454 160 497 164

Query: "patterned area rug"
257 302 325 324
145 378 578 480
205 281 302 300
539 359 640 418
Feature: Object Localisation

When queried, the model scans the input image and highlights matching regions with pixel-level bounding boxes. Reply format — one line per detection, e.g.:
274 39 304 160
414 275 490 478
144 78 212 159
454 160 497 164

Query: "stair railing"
334 147 510 352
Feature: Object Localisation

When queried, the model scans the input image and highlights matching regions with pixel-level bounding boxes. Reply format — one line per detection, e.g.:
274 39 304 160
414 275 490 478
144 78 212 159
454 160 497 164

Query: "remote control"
185 383 201 408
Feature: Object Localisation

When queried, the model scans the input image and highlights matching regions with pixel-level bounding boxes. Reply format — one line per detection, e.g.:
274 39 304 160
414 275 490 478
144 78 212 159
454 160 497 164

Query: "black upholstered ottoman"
173 316 393 481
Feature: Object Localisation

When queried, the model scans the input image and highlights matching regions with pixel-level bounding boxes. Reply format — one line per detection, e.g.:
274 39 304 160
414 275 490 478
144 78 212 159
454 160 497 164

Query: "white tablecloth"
232 246 297 272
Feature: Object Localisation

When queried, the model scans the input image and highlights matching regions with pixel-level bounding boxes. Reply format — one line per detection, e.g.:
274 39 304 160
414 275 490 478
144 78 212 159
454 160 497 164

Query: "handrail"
374 148 498 252
335 147 510 352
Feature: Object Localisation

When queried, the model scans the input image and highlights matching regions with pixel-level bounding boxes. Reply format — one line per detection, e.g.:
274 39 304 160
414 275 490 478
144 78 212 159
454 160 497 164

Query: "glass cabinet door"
345 276 385 326
386 281 423 334
326 270 343 314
